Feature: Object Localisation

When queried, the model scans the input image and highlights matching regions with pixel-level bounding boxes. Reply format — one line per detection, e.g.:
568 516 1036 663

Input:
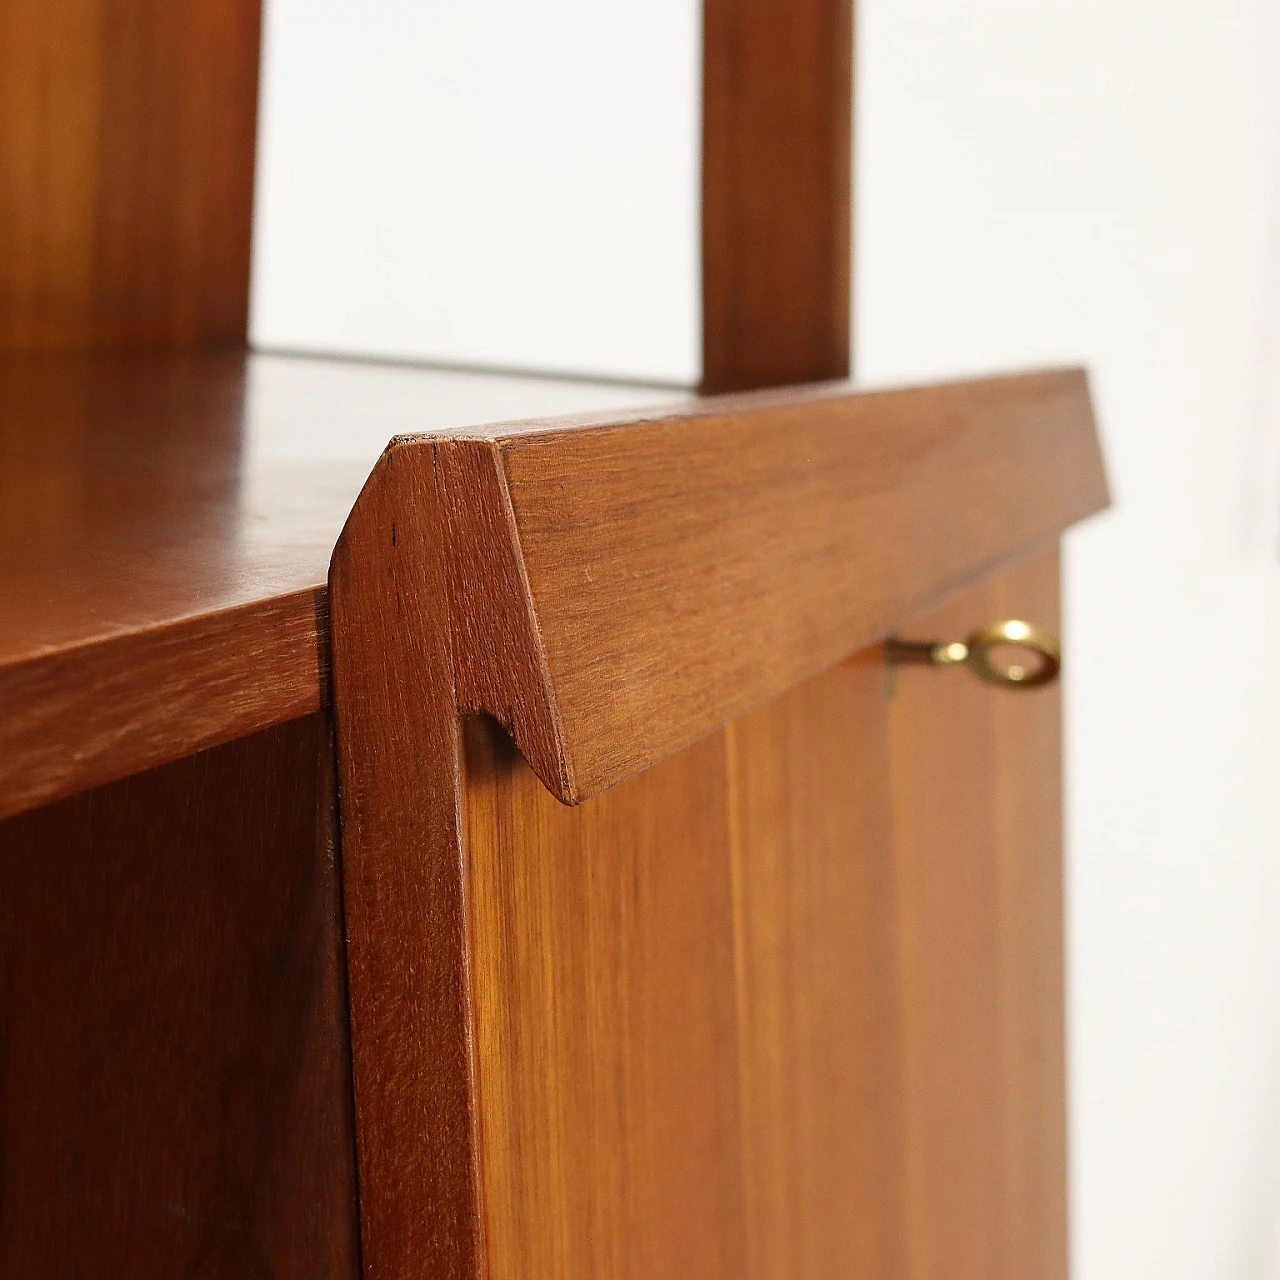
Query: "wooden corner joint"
331 433 576 806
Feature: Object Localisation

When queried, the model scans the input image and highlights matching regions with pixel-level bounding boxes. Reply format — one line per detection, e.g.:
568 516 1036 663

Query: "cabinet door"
455 548 1064 1280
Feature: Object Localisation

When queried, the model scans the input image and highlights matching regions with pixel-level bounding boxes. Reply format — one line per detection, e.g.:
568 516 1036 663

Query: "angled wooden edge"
331 367 1107 812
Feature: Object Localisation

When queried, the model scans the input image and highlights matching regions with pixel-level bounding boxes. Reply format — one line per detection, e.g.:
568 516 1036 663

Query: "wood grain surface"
330 373 1101 1278
452 550 1065 1280
702 0 853 392
330 445 482 1280
723 653 906 1279
460 658 903 1280
377 368 1103 804
0 0 262 349
0 350 670 818
0 355 1098 820
887 549 1067 1280
328 0 1081 1269
0 714 361 1277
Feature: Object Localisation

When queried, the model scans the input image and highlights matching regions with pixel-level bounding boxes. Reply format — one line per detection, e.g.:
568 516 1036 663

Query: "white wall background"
253 3 1280 1277
252 0 699 382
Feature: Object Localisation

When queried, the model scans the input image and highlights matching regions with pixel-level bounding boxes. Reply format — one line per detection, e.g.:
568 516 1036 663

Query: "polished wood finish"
0 0 262 349
331 448 480 1280
0 714 360 1277
329 372 1103 1277
340 368 1102 805
701 0 853 391
333 537 1069 1279
461 658 902 1280
5 6 1084 1280
0 351 670 818
0 355 1098 821
888 548 1067 1280
461 556 1064 1280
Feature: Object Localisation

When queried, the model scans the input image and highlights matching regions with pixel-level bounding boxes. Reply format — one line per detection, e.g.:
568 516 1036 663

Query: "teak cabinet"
0 358 1105 1278
0 0 1109 1276
329 374 1104 1279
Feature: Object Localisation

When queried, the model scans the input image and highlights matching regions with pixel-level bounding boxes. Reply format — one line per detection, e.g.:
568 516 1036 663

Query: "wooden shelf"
0 350 680 818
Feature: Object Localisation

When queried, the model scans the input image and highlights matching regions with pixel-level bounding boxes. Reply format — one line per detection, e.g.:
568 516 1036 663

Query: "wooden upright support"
701 0 853 391
1 9 364 1275
0 0 261 350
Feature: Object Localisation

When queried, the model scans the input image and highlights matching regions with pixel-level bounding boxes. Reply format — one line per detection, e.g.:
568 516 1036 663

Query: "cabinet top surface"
0 349 677 668
0 350 679 818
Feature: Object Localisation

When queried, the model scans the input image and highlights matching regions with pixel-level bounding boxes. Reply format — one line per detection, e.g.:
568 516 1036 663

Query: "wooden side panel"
458 552 1065 1280
0 0 261 349
0 714 361 1277
888 548 1067 1280
701 0 853 392
329 448 483 1280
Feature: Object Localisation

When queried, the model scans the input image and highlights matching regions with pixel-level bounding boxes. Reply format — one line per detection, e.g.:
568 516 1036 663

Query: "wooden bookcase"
0 2 1106 1277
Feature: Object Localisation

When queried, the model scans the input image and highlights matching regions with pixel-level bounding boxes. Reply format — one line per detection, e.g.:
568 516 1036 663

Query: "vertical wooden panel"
0 0 261 349
0 715 360 1277
457 551 1065 1280
888 548 1068 1280
463 721 748 1280
701 0 853 392
723 652 909 1279
461 659 900 1280
329 450 483 1280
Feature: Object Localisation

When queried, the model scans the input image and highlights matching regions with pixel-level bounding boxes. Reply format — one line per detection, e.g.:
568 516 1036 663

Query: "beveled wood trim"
335 368 1105 808
701 0 853 391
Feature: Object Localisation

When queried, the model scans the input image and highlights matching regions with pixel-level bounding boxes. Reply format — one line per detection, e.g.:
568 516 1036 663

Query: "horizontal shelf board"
0 350 676 817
